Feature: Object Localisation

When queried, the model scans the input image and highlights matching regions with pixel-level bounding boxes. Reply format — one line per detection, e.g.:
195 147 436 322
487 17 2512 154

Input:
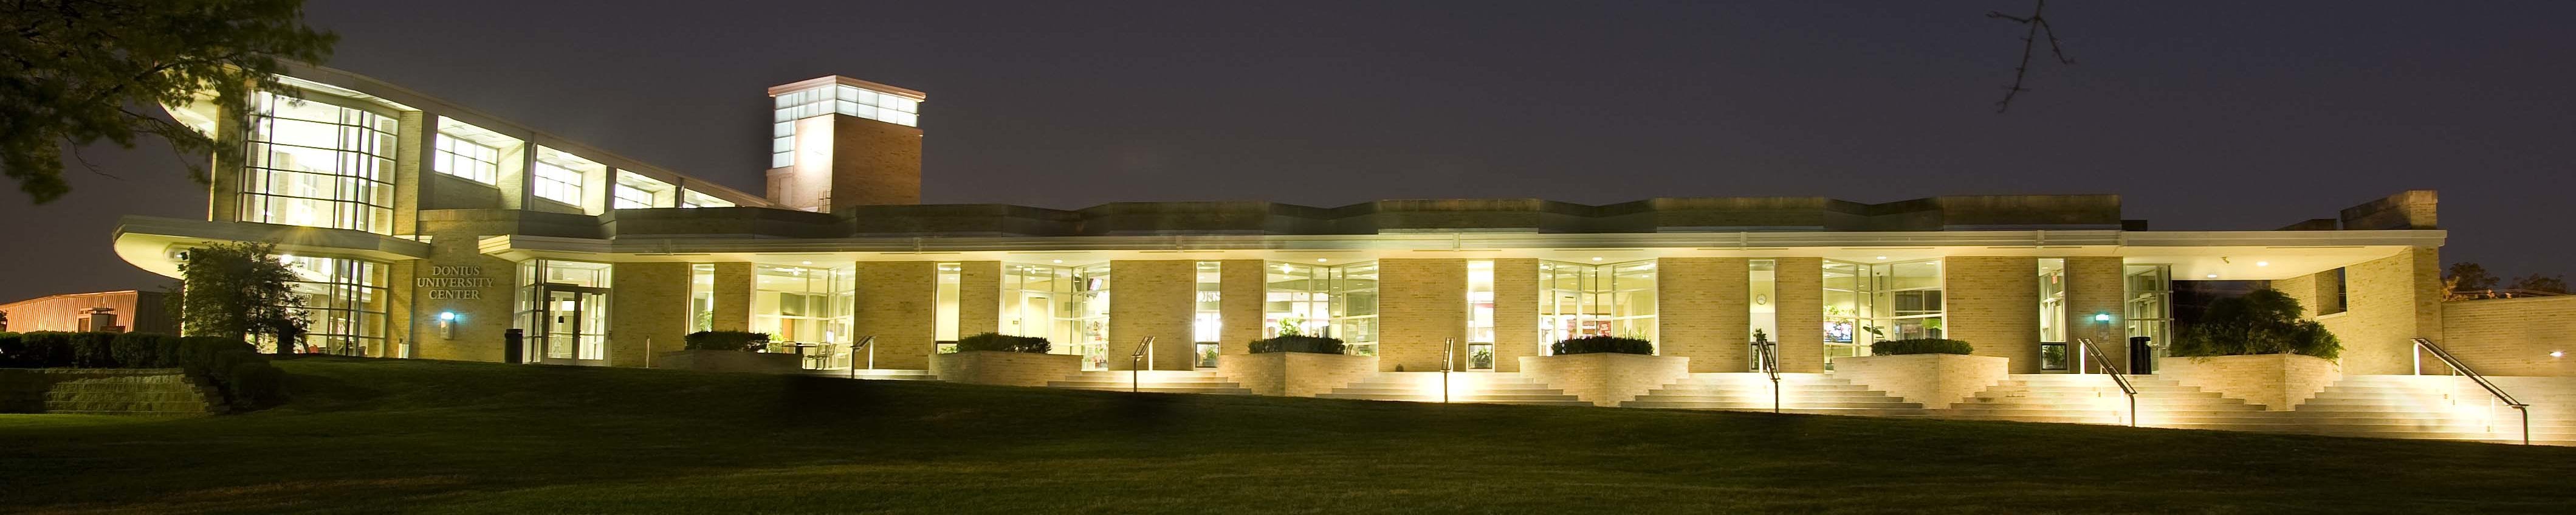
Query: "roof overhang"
112 216 433 278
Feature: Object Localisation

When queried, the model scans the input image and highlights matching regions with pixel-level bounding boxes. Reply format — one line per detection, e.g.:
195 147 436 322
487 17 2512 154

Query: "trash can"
504 328 525 364
2128 336 2154 375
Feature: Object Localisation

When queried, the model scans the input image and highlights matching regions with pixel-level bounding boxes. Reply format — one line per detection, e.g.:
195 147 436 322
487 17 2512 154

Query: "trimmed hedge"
1870 338 1975 356
683 331 771 351
0 331 283 410
1248 335 1345 354
1550 336 1654 356
953 333 1051 353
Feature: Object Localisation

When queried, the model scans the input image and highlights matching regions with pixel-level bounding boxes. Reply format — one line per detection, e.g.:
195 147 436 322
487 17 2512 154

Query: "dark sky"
6 1 2572 302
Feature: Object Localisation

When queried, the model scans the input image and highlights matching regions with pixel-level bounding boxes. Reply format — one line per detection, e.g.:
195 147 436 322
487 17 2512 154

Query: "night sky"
5 1 2572 303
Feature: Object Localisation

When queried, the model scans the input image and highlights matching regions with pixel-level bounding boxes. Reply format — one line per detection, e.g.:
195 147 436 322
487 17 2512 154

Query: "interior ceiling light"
2256 261 2270 266
1316 258 1328 262
1875 255 1889 260
800 261 812 265
2206 274 2220 278
1590 257 1604 261
1051 259 1063 263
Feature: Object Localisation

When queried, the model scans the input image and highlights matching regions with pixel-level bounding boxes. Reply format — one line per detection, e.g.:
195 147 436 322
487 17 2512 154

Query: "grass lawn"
4 357 2573 514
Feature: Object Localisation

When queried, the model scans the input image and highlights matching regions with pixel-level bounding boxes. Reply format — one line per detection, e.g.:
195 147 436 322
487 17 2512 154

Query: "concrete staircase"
1944 374 2263 426
1316 372 1592 406
2139 375 2568 444
1622 373 1927 415
1046 370 1256 395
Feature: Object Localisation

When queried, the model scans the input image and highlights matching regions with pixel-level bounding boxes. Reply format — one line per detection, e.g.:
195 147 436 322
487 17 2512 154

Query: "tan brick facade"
1492 258 1540 372
957 261 1001 337
1379 258 1466 372
2064 256 2128 370
1773 257 1825 373
1218 259 1265 356
854 261 936 369
711 262 753 332
1108 260 1197 370
1946 257 2040 373
408 215 526 362
608 262 689 367
1659 258 1750 373
2440 296 2576 376
2315 247 2442 375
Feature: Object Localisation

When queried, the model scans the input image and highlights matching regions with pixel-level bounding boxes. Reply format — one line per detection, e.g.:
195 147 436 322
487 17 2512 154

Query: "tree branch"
1987 0 2076 113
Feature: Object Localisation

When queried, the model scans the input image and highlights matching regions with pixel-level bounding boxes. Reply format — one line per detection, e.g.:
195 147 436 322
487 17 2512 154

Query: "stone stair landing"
1622 373 1928 416
1316 372 1591 406
1048 370 1256 395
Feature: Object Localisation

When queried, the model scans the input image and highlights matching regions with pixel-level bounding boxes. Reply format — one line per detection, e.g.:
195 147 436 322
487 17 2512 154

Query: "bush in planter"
1248 335 1345 354
952 332 1051 353
1550 336 1654 356
2172 289 2340 359
1870 338 1974 356
683 331 771 351
0 331 283 410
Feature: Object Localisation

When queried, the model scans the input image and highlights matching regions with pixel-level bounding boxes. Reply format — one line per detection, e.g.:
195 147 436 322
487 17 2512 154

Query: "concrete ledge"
1519 353 1691 406
0 368 223 415
653 350 804 375
1830 354 2008 409
1218 352 1379 396
931 351 1080 387
2157 354 2341 410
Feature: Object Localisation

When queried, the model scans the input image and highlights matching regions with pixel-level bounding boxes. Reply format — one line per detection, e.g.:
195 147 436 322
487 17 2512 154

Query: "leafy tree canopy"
178 241 307 353
2 0 335 203
2172 289 2338 359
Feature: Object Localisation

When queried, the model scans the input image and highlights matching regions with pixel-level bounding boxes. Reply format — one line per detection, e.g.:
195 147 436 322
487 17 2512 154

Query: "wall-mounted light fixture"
2093 313 2113 323
438 311 459 339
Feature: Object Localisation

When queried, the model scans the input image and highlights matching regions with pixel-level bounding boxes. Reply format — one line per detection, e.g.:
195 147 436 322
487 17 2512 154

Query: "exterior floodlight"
2093 313 2112 323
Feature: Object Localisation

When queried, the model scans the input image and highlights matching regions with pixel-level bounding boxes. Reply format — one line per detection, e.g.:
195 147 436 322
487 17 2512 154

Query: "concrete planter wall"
1519 353 1691 406
2157 354 2341 410
1218 352 1379 396
653 350 804 375
1829 354 2008 409
930 351 1080 387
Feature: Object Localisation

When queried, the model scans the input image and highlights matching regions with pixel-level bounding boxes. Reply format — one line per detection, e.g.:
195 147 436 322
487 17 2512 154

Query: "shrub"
1870 338 1974 356
952 332 1050 353
1551 336 1654 356
1248 335 1345 354
683 331 771 351
0 331 283 410
2172 289 2341 359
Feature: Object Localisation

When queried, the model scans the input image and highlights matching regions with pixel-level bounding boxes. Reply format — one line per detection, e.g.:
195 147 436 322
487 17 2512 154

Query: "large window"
690 264 715 333
935 263 962 343
2126 264 2174 358
612 171 674 209
771 84 923 167
2039 258 2068 344
278 255 388 356
1070 264 1110 370
1822 259 1945 366
1195 261 1222 368
238 91 396 233
531 162 583 205
681 190 734 209
1266 263 1333 339
755 264 853 369
1330 262 1379 356
517 260 611 362
1538 260 1658 354
431 134 500 184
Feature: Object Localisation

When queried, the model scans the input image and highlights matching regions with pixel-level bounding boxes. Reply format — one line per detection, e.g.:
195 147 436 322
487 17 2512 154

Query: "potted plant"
1526 336 1683 406
2158 289 2343 410
931 333 1078 387
1832 338 2005 409
658 331 799 373
1224 334 1373 396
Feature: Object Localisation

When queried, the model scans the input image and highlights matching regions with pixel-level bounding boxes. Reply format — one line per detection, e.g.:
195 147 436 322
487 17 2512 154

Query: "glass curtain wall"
1001 263 1101 369
238 91 396 234
517 260 611 362
1330 262 1379 356
1266 263 1332 339
1822 259 1945 367
935 263 961 346
1537 260 1658 354
689 264 714 333
2038 258 2068 344
2124 264 2174 358
1466 260 1496 369
1822 260 1867 362
1070 264 1111 370
1195 261 1221 368
278 255 389 356
753 264 853 369
1750 259 1779 369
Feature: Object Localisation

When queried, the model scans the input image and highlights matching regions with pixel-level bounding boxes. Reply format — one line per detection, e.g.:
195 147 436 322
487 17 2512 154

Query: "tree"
2509 274 2570 295
179 241 308 354
2443 262 2499 300
2171 289 2339 360
2 0 335 203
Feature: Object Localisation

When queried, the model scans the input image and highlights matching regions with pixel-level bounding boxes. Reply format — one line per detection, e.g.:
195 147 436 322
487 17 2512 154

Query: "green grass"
4 358 2573 514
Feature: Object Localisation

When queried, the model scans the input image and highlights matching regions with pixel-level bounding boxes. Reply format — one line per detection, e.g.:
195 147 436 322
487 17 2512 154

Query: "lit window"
769 82 922 168
237 91 396 233
532 161 582 204
680 190 733 209
613 185 656 209
431 134 500 184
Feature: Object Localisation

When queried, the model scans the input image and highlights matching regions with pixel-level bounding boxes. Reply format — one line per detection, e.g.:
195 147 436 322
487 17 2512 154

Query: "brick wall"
1219 260 1266 356
1109 260 1197 370
2066 257 2128 369
410 216 524 362
958 261 1001 336
2317 247 2441 375
1493 259 1540 372
608 262 689 367
1517 353 1692 406
1774 257 1825 373
712 262 753 332
1379 259 1466 372
1946 257 2041 373
2155 354 2341 410
1659 258 1750 372
929 351 1082 387
2440 296 2576 376
854 261 936 369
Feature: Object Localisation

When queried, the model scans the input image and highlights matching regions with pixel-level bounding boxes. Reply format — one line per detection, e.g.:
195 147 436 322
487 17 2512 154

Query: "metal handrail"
2413 337 2530 445
1754 340 1781 413
1130 336 1155 393
1442 338 1457 403
2075 338 2138 427
846 336 875 379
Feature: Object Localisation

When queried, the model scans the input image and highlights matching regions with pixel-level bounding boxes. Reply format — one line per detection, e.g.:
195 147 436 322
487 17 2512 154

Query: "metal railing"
1751 340 1781 413
1442 337 1457 403
845 336 876 379
2413 337 2530 445
2075 338 2138 427
1130 336 1155 393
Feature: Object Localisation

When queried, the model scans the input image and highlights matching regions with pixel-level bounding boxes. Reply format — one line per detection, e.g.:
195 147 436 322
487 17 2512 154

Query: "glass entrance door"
532 285 609 363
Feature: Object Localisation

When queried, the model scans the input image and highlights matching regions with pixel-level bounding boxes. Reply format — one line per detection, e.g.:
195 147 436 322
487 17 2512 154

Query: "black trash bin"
2128 336 2154 375
504 328 525 364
